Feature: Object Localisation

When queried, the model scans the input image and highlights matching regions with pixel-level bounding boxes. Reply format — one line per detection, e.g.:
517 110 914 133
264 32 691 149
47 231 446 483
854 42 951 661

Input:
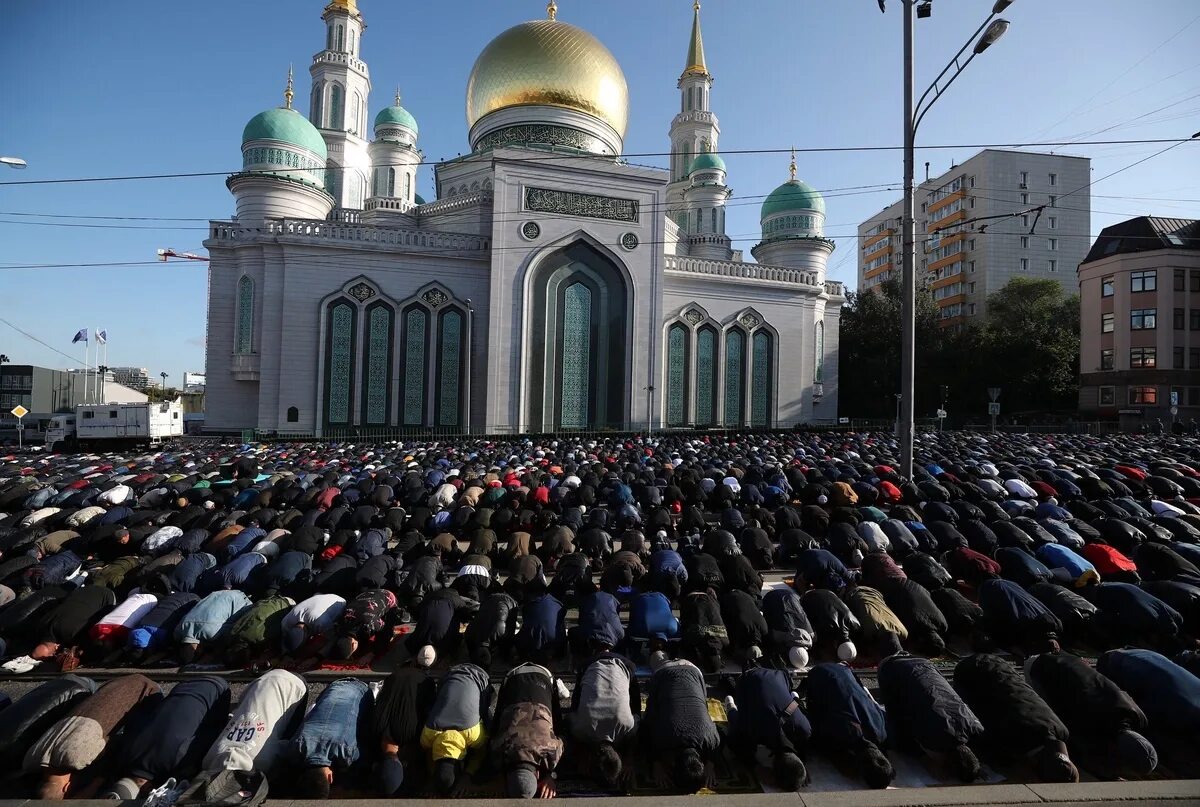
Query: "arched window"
329 84 343 130
400 305 428 425
348 28 355 55
361 303 393 426
235 276 254 354
681 144 692 180
326 25 334 50
351 93 361 135
326 162 342 203
751 330 773 427
560 283 593 429
724 328 745 426
815 321 825 383
335 24 345 51
436 309 465 428
405 173 412 201
711 208 718 233
666 323 689 427
324 300 357 426
311 83 324 128
696 325 718 426
687 87 694 111
286 406 299 423
387 168 396 197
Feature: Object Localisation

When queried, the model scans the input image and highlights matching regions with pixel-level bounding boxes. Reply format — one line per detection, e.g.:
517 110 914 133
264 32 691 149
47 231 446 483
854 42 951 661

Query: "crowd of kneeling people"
0 432 1199 799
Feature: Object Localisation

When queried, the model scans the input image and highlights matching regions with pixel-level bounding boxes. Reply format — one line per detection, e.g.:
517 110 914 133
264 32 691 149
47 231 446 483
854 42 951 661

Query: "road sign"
936 408 947 419
988 402 1001 416
988 387 1001 402
1171 405 1179 416
9 405 27 419
838 417 850 424
1171 391 1180 406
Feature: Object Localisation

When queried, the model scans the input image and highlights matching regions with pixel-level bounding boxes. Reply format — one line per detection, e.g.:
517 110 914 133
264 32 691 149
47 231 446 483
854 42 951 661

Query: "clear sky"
2 0 1198 383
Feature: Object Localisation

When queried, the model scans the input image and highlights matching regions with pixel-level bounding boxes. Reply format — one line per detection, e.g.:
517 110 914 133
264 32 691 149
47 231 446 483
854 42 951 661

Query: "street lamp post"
160 372 168 395
0 157 27 169
885 0 1011 479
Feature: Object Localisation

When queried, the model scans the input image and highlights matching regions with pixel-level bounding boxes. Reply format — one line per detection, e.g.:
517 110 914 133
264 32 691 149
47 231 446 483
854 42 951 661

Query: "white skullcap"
837 641 857 663
788 646 810 670
416 645 437 668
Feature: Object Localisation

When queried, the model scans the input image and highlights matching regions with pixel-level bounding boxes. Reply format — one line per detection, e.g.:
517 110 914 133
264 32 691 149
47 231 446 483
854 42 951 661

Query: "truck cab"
44 414 77 452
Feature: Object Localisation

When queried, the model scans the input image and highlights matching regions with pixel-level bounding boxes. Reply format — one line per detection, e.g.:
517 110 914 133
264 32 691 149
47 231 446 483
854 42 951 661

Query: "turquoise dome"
242 108 327 159
760 179 825 220
374 104 419 135
691 151 725 173
414 193 427 205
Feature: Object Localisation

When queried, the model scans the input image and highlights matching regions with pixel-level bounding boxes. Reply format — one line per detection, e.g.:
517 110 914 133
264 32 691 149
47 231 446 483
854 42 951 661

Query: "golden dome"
466 18 629 138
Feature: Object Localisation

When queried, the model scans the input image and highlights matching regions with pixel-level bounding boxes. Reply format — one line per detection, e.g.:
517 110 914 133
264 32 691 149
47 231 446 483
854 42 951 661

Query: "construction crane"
157 248 209 262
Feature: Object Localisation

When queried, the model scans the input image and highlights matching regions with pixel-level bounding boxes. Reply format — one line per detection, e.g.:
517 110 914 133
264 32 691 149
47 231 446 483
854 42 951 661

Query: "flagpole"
102 337 108 404
83 336 90 404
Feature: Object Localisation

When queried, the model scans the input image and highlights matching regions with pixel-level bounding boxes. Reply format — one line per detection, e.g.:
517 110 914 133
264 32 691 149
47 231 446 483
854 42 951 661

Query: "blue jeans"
293 678 370 768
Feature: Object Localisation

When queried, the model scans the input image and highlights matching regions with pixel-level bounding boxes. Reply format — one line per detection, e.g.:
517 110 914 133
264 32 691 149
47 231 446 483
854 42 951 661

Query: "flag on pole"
71 328 88 344
96 329 108 345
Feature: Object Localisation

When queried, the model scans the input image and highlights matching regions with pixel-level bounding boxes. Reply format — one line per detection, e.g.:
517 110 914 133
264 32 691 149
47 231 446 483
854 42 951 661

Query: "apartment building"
110 366 151 390
857 149 1091 325
1078 217 1200 424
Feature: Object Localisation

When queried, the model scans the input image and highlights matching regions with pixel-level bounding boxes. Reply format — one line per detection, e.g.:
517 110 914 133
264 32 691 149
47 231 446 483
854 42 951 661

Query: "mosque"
202 0 843 436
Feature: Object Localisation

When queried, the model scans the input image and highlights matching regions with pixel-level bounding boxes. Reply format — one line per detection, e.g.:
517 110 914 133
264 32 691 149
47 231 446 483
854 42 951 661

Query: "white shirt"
98 485 132 505
282 593 346 635
97 592 159 628
1004 478 1037 499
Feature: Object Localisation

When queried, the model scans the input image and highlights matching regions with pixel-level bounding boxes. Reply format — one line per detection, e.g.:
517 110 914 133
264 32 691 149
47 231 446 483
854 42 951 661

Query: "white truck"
44 401 185 452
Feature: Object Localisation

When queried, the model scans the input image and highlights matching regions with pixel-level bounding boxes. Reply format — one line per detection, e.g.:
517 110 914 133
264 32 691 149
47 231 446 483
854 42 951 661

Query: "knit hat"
837 640 857 662
788 646 809 670
416 645 437 668
1114 729 1158 777
507 763 539 798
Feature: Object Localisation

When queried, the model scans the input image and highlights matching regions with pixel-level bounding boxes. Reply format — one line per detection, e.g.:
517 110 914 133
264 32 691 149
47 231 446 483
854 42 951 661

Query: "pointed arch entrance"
526 241 629 431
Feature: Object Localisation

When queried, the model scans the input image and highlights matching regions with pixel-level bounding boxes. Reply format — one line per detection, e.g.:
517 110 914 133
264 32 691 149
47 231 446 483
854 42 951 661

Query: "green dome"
691 151 725 173
760 179 825 220
242 108 327 159
374 104 419 135
414 193 427 205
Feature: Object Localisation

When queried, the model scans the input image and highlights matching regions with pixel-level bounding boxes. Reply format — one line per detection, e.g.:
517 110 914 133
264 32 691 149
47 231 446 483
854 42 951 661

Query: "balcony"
665 254 824 290
312 50 369 75
230 353 260 382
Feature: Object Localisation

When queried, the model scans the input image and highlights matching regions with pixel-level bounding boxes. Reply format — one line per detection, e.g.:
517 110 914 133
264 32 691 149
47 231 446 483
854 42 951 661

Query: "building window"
695 326 718 427
1175 347 1186 369
751 330 773 427
311 82 324 128
560 283 593 429
1019 171 1028 186
387 168 396 197
1130 386 1157 405
968 282 976 294
325 301 356 426
1021 236 1029 249
436 309 464 428
1022 215 1029 227
665 324 690 427
1048 172 1057 186
335 24 345 51
1049 260 1057 272
326 25 334 50
1192 348 1200 370
968 303 977 315
724 328 746 426
1101 276 1114 297
235 276 254 354
1099 386 1115 406
1048 238 1058 251
968 239 976 251
405 173 412 201
401 305 428 426
329 84 344 130
1176 308 1185 329
286 406 299 423
969 261 975 274
1100 348 1114 370
1020 258 1029 272
1020 193 1029 205
1049 195 1057 207
1102 312 1114 333
1130 308 1156 330
1130 270 1156 293
1176 270 1187 291
1049 216 1057 229
814 321 825 383
1192 310 1200 331
969 175 976 187
1192 270 1200 292
1130 347 1156 368
362 304 394 426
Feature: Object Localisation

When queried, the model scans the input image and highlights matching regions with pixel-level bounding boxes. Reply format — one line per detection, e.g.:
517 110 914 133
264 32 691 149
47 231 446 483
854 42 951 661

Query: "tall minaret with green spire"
668 2 729 257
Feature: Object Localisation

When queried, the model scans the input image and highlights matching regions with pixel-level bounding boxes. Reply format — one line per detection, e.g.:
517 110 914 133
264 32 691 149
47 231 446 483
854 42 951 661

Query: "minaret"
364 88 422 221
309 0 372 210
667 2 723 236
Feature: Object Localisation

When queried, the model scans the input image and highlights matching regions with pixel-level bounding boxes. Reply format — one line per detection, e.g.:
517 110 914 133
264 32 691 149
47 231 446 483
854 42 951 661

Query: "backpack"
175 769 268 807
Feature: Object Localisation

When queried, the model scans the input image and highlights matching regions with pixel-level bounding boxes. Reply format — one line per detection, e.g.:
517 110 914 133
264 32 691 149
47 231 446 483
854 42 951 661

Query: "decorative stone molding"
475 124 605 154
739 313 761 328
524 187 639 223
347 282 376 302
620 232 639 251
683 309 704 325
521 221 541 241
421 288 449 308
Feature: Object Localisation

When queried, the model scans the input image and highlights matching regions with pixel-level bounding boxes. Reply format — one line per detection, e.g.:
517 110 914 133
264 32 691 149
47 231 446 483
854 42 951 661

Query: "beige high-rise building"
857 149 1090 325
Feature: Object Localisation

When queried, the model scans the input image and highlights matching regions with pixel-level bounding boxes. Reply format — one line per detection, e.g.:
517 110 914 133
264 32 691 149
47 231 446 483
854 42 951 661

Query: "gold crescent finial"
789 147 797 182
694 0 700 9
284 64 294 109
394 87 402 106
547 0 557 20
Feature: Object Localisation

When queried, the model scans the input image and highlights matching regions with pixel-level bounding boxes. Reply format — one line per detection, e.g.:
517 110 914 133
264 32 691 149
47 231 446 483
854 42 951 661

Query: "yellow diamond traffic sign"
10 405 28 419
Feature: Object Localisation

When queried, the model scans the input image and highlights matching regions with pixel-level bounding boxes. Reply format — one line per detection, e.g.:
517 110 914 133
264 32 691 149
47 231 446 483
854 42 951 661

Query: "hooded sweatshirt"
203 669 308 773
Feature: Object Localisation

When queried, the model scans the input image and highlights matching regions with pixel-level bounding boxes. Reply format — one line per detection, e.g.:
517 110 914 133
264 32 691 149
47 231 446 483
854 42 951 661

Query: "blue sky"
2 0 1198 383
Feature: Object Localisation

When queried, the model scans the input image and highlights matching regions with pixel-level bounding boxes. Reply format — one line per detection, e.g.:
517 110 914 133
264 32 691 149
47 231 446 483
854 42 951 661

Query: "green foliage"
838 276 1080 419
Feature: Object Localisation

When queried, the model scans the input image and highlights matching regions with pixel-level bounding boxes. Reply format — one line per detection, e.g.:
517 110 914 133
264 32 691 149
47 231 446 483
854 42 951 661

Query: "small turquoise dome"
691 151 725 173
375 103 419 135
242 108 327 159
414 193 427 205
761 179 825 220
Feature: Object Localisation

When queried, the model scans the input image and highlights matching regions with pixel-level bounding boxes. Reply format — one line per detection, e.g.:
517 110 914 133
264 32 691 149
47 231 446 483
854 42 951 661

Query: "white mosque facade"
203 0 843 436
